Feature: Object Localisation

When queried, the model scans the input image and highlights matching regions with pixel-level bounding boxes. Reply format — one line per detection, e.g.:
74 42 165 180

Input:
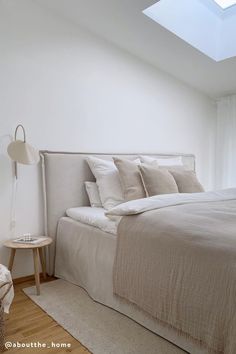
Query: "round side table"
4 237 52 295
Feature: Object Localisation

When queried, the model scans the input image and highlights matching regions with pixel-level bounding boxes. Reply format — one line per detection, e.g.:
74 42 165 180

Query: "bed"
40 151 236 354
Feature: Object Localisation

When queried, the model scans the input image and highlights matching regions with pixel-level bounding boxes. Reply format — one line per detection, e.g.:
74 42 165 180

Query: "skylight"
143 0 236 61
214 0 236 9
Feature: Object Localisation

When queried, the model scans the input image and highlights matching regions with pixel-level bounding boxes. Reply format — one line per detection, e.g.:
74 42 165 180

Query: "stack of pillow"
85 155 204 211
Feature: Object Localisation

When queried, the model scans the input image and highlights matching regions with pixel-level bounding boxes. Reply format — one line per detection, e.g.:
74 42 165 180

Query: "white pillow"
85 181 102 208
86 156 124 210
66 207 118 235
140 155 183 166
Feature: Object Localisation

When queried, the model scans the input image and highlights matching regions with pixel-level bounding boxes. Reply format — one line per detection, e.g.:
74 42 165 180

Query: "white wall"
216 95 236 189
0 0 216 278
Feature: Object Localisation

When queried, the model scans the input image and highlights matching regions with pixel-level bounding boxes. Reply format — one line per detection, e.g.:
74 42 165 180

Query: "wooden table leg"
8 249 16 272
39 248 47 280
33 248 40 295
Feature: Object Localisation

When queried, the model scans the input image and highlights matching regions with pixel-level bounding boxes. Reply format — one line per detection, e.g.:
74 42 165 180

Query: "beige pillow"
139 164 178 197
113 158 146 201
170 170 204 193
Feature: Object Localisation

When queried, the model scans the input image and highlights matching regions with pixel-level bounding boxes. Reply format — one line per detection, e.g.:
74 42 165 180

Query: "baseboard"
13 273 54 284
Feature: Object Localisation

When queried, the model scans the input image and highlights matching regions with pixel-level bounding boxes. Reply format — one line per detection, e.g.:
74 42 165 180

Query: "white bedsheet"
66 207 118 235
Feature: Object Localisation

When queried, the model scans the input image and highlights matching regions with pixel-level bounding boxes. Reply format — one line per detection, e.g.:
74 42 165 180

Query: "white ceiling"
37 0 236 98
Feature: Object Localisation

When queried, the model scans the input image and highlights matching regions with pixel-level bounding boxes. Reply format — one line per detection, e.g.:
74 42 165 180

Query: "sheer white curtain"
216 95 236 188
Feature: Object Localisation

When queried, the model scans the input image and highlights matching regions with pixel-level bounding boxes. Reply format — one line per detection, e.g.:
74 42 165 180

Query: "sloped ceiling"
37 0 236 98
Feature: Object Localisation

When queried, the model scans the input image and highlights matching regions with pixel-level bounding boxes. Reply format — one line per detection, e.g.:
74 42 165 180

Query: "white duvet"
66 207 118 235
106 188 236 217
66 190 236 235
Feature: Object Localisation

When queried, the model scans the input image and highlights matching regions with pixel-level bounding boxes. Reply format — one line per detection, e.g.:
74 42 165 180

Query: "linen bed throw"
111 189 236 354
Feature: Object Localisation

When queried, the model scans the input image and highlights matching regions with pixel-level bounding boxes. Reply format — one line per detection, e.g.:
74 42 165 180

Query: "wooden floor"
5 277 91 353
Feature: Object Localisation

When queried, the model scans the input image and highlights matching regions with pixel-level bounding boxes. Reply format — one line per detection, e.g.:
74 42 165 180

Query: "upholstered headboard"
40 151 195 275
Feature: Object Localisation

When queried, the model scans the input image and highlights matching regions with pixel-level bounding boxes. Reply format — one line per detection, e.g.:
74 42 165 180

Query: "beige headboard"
41 151 195 275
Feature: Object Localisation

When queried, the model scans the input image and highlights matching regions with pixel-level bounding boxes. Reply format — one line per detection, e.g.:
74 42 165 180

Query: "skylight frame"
143 0 236 61
213 0 236 10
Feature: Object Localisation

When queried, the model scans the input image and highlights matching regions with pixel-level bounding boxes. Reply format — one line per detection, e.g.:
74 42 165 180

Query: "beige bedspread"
112 189 236 354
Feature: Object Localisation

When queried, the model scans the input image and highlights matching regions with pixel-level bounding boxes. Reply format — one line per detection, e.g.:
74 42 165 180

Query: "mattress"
66 206 117 235
55 217 207 354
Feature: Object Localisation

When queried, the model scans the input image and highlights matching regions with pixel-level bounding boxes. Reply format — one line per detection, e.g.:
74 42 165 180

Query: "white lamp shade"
7 140 40 165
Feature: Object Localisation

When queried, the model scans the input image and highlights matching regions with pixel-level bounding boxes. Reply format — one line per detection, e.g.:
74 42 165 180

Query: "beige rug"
23 279 187 354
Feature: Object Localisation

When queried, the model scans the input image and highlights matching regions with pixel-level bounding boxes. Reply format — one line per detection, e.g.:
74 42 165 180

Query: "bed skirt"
55 217 207 354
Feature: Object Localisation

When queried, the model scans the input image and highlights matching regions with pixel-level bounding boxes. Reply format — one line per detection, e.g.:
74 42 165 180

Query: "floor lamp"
7 125 40 237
